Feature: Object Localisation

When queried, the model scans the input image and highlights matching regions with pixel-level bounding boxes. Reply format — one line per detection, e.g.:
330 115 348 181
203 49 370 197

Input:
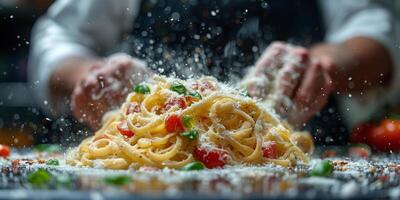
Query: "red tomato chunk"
117 120 135 138
165 114 185 133
262 141 278 159
194 147 227 168
165 97 187 111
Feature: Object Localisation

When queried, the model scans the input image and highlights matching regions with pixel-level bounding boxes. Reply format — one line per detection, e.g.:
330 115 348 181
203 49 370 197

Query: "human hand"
242 42 309 99
71 53 152 130
242 42 333 128
286 59 333 128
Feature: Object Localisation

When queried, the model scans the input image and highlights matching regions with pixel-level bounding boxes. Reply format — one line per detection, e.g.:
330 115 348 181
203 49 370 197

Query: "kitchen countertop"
1 147 400 200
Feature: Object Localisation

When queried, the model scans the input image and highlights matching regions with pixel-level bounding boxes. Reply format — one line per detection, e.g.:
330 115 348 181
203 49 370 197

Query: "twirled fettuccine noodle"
67 75 311 169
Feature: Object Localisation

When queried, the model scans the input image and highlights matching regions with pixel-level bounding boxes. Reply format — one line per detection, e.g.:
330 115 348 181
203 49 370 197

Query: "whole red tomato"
368 120 400 151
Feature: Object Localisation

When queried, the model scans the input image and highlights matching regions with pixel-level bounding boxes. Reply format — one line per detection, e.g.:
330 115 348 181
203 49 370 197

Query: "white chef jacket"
28 0 400 128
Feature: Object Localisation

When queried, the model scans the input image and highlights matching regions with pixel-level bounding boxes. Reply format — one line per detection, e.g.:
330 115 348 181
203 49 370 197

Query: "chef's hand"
71 53 152 130
243 42 333 128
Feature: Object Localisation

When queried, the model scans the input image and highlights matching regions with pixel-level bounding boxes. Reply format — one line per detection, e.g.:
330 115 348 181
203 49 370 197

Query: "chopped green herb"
180 129 198 140
133 84 150 94
170 82 187 94
181 161 205 171
189 91 202 99
310 160 334 177
34 144 60 153
27 169 52 187
46 158 59 166
182 115 193 128
103 175 132 186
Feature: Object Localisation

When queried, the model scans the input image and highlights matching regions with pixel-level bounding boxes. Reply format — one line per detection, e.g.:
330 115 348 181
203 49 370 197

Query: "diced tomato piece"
262 141 278 159
194 147 227 168
117 120 135 138
350 122 375 144
164 97 187 111
165 114 185 133
0 144 10 158
126 102 141 115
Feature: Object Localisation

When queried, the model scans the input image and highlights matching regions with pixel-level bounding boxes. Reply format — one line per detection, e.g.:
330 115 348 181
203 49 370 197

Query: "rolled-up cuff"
29 45 94 117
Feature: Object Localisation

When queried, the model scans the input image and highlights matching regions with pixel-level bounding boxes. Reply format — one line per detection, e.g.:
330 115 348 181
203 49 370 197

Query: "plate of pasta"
66 76 313 170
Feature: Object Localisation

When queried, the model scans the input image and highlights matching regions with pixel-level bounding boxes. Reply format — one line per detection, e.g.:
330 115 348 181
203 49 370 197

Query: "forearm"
310 37 393 93
49 57 102 104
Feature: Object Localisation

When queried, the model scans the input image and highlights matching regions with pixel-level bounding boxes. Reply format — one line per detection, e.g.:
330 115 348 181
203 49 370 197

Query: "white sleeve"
320 0 400 127
28 0 141 116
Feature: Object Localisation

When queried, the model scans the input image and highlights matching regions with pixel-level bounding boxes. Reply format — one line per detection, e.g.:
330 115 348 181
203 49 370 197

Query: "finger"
247 76 272 99
285 62 322 127
87 65 127 106
96 73 107 91
290 88 330 128
85 60 108 88
101 59 138 88
92 68 119 93
292 47 309 64
83 70 101 92
280 46 309 70
318 54 336 73
107 53 133 66
111 63 137 88
93 74 126 109
80 75 112 114
89 62 103 71
293 61 323 105
289 62 332 126
255 41 288 72
71 86 98 126
318 56 336 93
274 62 305 114
276 62 306 98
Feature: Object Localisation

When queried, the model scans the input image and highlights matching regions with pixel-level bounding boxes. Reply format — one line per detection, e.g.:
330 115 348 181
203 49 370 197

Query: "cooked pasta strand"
67 75 311 169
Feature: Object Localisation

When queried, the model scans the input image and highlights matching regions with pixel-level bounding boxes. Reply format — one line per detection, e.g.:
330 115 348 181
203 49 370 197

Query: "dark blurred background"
1 1 400 148
0 0 55 147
